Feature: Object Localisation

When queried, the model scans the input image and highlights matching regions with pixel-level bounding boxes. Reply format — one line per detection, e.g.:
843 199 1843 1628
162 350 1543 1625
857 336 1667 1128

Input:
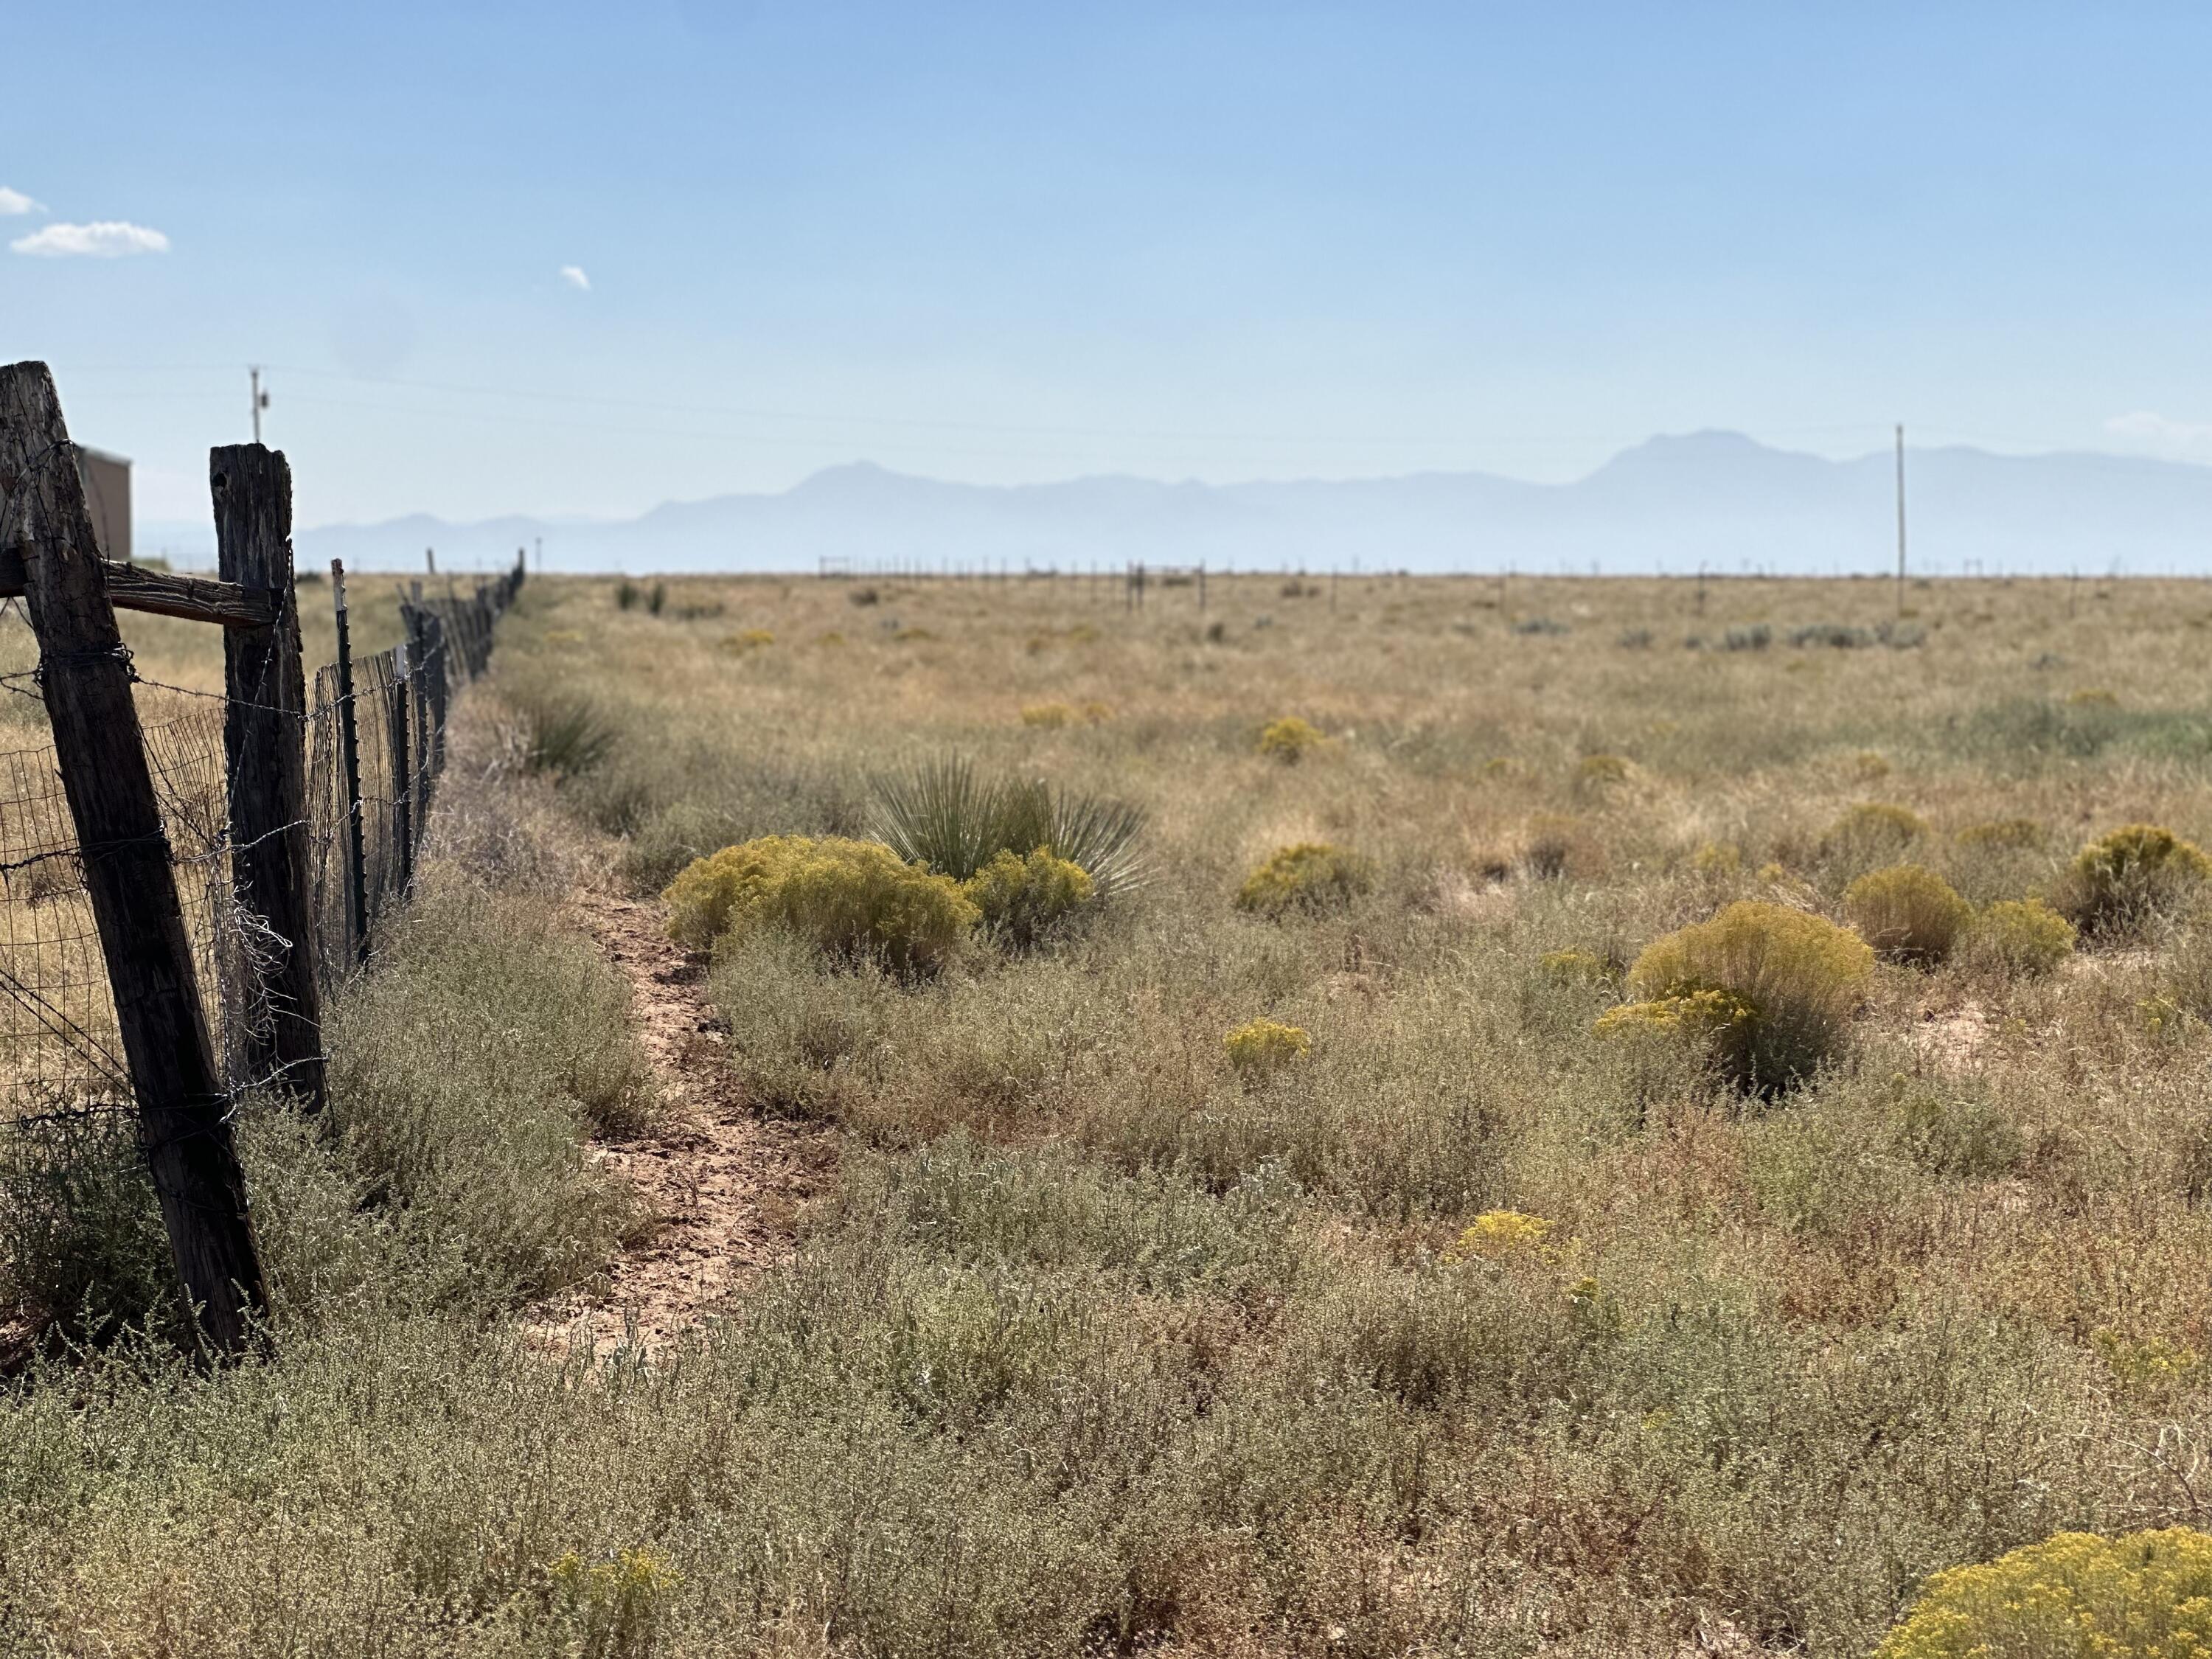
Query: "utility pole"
1895 422 1907 616
249 366 270 445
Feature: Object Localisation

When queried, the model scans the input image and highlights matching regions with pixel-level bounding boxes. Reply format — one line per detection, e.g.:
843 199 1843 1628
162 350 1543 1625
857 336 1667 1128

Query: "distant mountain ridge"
153 431 2212 574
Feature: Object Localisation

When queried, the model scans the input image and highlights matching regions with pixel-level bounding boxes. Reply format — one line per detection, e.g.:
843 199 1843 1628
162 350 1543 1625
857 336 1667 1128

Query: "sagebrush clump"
1844 863 1972 963
2053 823 2212 936
961 847 1095 948
1821 801 1929 866
664 835 976 971
1875 1528 2212 1658
1607 900 1874 1091
1234 842 1373 916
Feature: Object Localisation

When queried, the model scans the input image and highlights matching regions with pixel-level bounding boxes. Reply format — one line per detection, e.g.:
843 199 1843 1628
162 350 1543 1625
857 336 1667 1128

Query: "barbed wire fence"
0 361 521 1354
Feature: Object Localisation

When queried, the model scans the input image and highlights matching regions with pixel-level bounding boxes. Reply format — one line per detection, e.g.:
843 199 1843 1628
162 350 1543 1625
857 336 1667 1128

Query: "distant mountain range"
143 431 2212 575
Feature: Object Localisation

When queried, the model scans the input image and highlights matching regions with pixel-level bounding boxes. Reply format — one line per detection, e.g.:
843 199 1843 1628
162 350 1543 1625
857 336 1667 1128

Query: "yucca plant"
870 754 1149 897
515 692 617 779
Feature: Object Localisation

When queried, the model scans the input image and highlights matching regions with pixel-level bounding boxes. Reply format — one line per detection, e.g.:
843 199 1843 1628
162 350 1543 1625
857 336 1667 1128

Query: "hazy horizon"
14 4 2212 543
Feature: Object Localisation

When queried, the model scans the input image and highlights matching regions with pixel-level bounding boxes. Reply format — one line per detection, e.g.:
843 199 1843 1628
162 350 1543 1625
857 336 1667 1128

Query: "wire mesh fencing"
0 566 519 1155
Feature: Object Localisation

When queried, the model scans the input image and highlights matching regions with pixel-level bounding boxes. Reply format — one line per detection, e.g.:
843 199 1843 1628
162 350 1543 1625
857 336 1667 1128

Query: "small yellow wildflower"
1444 1209 1552 1262
1224 1018 1312 1073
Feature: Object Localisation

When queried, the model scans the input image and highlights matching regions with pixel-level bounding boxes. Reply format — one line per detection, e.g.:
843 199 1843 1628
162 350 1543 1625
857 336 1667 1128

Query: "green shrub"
1844 864 1972 963
1954 817 2045 849
1540 947 1619 986
1610 900 1874 1091
664 835 977 972
2052 823 2212 937
0 1111 173 1342
1875 1528 2212 1658
1233 842 1373 917
872 754 1147 894
1821 801 1929 866
327 878 650 1307
1964 898 2076 978
961 847 1096 948
1256 716 1328 762
1223 1018 1311 1073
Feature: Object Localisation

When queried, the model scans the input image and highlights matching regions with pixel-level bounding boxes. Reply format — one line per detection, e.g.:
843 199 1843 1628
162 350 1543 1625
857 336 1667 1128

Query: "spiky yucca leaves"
871 755 1148 897
514 692 617 779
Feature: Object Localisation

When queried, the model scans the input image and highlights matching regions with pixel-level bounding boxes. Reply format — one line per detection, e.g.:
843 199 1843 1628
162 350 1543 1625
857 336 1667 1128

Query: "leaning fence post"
330 561 370 966
0 361 269 1355
211 445 326 1116
389 640 413 896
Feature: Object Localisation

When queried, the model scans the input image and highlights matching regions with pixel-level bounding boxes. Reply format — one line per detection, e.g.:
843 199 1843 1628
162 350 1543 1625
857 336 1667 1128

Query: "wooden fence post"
0 361 269 1355
210 444 325 1116
403 605 436 821
422 613 448 785
389 641 413 897
330 561 370 966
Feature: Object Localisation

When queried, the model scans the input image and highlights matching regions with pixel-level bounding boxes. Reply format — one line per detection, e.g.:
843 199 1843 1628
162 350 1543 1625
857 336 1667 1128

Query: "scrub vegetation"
14 571 2212 1656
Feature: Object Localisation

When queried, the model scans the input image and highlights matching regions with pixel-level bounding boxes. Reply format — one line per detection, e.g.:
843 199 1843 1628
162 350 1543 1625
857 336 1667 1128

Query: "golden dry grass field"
12 569 2212 1656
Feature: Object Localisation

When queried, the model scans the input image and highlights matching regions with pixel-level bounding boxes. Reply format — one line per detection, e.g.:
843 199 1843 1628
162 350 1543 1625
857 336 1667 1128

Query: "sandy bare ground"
533 891 830 1352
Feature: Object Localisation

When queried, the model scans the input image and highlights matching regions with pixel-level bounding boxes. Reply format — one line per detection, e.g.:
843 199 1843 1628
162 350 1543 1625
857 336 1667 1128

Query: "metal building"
75 446 131 563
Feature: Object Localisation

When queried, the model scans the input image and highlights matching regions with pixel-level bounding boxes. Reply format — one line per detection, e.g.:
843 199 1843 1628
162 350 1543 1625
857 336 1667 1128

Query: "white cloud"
10 220 170 258
2105 411 2212 463
559 264 591 291
0 187 42 216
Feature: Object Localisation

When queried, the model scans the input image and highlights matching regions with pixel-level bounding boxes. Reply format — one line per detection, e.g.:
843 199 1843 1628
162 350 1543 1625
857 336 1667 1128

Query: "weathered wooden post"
210 445 325 1116
422 613 448 787
0 362 269 1355
403 604 436 821
330 561 370 966
389 641 413 896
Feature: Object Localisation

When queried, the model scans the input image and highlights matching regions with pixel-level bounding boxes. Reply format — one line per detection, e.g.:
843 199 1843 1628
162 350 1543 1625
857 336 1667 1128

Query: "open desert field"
13 569 2212 1655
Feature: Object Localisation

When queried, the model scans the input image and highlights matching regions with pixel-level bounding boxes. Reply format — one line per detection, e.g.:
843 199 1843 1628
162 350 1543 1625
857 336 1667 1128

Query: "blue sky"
7 2 2212 531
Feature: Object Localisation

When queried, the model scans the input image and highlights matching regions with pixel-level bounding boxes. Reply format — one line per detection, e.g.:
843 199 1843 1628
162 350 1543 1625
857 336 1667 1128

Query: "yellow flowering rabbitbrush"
1234 843 1373 916
1821 801 1928 866
1844 864 1972 964
961 846 1095 947
663 835 976 972
1875 1527 2212 1658
2054 823 2212 936
1601 900 1874 1092
1965 897 2076 978
1256 717 1327 762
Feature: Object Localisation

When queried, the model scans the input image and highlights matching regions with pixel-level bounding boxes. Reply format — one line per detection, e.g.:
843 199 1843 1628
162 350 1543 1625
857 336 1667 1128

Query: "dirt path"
535 891 829 1352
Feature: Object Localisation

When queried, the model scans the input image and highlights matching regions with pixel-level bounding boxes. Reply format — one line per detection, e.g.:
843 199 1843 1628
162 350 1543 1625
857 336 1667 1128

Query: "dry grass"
15 571 2212 1655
